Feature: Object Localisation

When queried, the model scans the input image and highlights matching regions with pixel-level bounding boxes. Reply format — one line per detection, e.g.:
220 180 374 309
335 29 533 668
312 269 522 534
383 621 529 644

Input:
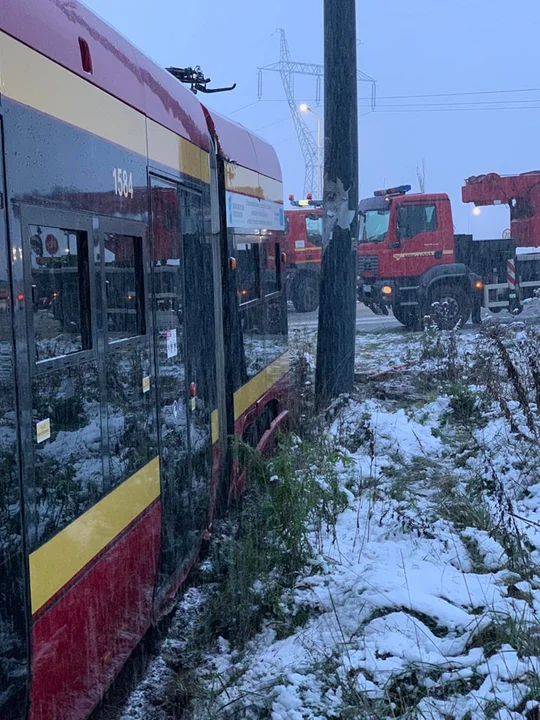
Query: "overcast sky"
84 0 539 238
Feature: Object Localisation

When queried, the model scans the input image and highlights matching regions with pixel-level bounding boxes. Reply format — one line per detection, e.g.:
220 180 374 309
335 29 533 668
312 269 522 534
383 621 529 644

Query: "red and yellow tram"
0 2 288 718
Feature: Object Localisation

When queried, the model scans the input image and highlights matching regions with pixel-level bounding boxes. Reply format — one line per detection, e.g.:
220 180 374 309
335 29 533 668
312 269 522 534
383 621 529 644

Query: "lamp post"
300 103 322 198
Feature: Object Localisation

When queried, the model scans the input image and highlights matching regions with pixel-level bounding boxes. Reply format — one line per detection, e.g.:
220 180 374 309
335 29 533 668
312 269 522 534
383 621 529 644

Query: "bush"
201 435 350 649
446 382 484 425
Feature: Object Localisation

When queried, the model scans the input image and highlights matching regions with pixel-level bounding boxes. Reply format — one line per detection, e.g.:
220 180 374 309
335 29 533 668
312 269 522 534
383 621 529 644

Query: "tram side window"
261 241 281 295
29 225 91 362
234 240 264 378
104 234 145 342
236 242 260 305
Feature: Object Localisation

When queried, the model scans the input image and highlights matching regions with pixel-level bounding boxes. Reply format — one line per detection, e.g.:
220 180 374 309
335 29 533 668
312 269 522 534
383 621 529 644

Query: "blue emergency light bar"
373 184 411 198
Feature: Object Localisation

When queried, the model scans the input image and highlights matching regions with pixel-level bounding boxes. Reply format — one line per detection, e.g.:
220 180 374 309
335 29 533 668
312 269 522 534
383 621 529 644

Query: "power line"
253 115 291 131
255 104 540 142
365 99 540 111
375 87 540 100
370 104 540 114
243 87 540 106
225 100 260 116
253 100 540 131
229 88 540 131
378 99 540 108
273 134 299 145
225 87 540 121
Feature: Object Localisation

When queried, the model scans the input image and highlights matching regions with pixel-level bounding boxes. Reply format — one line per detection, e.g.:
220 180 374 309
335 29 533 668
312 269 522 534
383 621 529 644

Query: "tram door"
151 176 189 589
151 177 216 591
179 188 216 550
0 123 30 718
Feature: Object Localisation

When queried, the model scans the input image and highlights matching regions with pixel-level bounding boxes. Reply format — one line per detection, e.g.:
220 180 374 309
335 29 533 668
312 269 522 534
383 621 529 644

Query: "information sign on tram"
166 329 178 358
225 191 285 232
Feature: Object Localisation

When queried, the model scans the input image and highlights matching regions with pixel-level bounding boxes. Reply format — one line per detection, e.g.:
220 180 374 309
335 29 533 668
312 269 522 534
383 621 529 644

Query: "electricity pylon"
258 29 375 197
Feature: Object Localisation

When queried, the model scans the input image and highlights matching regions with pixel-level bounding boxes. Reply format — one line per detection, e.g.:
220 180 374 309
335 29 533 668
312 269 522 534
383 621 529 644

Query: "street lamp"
300 104 322 198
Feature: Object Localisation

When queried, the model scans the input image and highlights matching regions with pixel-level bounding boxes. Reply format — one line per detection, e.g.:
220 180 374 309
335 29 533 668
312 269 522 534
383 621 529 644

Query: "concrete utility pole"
315 0 359 408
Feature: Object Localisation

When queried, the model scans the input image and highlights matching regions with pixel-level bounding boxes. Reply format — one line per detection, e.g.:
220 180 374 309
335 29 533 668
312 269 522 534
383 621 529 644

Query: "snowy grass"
200 435 351 651
119 320 540 720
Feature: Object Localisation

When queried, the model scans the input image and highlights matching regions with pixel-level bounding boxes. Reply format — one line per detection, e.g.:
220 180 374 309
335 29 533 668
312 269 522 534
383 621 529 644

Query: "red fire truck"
357 176 540 329
283 195 323 312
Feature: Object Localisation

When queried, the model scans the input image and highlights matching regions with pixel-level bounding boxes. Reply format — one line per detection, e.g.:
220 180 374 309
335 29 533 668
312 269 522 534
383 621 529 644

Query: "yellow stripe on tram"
147 118 210 184
29 353 289 615
234 352 289 421
224 162 283 203
29 457 160 615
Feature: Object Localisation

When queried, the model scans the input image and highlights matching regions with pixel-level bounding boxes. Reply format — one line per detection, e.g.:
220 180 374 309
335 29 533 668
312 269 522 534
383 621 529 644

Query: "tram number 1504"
113 168 134 199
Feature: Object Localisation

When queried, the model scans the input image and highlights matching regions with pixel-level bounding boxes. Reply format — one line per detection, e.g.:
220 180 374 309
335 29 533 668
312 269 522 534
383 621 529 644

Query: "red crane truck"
357 175 540 329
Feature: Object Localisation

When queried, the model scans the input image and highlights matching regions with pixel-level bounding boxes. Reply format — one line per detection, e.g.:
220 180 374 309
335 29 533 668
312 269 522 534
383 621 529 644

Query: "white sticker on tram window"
36 418 51 443
142 376 150 393
166 329 178 359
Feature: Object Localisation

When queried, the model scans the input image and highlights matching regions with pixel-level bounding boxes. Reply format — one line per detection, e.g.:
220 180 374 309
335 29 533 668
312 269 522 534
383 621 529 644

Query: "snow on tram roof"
1 0 210 151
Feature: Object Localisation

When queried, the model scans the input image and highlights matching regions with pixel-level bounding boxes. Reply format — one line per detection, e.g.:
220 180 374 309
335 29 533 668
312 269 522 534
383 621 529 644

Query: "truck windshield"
359 208 390 243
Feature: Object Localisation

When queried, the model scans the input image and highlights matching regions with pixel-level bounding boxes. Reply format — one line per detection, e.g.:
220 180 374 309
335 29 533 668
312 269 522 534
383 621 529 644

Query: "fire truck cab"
358 185 484 329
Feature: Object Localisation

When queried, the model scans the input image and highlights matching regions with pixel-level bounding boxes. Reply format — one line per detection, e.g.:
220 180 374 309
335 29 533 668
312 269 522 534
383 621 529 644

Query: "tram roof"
2 0 283 185
203 106 282 184
1 0 210 151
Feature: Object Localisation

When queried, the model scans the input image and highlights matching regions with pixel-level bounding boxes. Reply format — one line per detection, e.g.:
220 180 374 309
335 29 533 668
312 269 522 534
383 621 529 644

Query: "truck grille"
357 255 379 275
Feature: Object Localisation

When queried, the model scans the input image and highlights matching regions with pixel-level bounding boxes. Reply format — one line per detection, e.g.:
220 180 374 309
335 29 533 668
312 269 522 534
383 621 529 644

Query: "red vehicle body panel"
358 193 455 280
161 444 221 608
462 171 540 248
1 4 288 719
204 108 282 182
283 209 322 270
2 0 210 151
30 502 161 720
233 373 289 441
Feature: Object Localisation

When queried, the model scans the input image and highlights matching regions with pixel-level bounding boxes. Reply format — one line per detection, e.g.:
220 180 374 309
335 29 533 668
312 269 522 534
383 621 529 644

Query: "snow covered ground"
120 318 540 720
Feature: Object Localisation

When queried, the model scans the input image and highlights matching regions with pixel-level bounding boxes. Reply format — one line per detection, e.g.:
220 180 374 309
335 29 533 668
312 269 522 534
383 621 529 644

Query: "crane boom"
462 171 540 248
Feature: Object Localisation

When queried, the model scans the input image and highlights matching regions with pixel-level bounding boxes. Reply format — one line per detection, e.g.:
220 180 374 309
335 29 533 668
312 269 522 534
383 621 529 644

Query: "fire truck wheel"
429 283 471 330
392 303 422 330
291 273 320 313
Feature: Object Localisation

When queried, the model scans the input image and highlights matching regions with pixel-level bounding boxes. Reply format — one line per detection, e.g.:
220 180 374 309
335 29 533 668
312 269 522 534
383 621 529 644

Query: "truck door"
0 121 30 719
392 201 444 278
